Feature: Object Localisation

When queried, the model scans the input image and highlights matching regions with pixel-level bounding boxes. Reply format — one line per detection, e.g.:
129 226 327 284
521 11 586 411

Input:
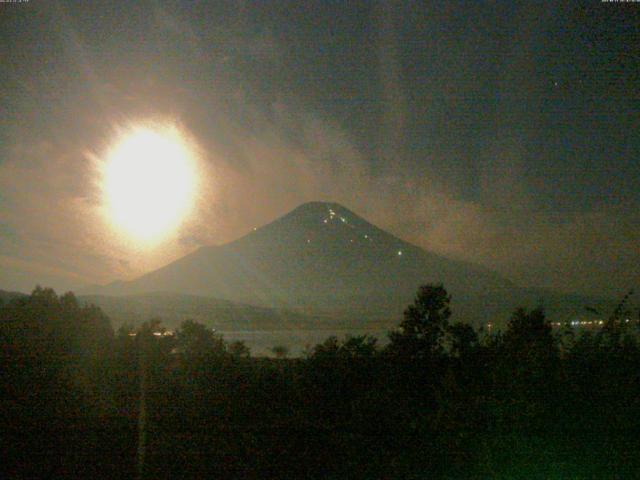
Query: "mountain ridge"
82 202 521 319
81 201 619 329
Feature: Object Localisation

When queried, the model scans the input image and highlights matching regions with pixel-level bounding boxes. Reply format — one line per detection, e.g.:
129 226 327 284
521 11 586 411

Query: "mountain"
84 202 613 326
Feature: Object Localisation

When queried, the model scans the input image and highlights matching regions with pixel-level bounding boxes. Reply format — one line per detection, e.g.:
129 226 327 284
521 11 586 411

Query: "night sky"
0 0 638 296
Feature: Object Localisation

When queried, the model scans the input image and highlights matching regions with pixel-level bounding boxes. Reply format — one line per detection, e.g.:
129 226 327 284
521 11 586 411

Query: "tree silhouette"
310 335 378 358
340 335 378 357
503 306 555 359
175 319 226 359
446 322 478 359
271 344 289 359
0 287 117 479
387 284 452 358
228 340 250 358
310 336 340 357
4 283 640 478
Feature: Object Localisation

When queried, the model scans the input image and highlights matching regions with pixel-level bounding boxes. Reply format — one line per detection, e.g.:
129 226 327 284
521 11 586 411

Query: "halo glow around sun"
101 124 198 244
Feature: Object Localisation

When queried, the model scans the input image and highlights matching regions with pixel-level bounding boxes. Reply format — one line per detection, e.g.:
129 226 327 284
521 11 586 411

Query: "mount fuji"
84 202 607 327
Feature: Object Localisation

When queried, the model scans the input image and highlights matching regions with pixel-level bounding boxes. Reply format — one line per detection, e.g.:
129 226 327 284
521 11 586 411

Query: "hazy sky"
1 0 638 296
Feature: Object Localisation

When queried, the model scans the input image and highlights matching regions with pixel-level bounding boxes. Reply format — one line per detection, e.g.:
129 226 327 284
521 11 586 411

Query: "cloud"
179 93 639 297
4 83 637 298
0 139 124 289
0 7 636 298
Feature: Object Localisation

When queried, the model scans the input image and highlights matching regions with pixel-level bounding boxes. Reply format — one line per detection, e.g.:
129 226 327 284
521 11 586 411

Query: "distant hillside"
83 202 617 328
0 289 27 304
79 292 365 332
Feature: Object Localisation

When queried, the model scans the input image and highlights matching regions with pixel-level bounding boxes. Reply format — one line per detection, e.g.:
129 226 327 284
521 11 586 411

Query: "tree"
228 340 251 358
310 335 378 359
271 345 289 359
387 284 452 358
174 319 226 359
340 335 378 357
0 287 115 479
311 336 340 358
490 307 559 428
446 322 478 359
601 290 635 346
503 306 555 359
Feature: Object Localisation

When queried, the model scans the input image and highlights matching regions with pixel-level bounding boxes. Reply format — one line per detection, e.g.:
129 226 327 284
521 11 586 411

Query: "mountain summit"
88 202 518 321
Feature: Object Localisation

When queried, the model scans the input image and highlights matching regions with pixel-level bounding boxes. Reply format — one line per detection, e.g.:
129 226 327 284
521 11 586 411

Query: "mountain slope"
86 202 525 321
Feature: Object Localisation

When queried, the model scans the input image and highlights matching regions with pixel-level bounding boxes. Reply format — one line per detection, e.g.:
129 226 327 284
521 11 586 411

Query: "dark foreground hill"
2 287 639 479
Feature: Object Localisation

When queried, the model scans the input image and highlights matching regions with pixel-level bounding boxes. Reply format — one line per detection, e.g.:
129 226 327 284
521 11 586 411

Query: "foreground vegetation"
1 285 639 479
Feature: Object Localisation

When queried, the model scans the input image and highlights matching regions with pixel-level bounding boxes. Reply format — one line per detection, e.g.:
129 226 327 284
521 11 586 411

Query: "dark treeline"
2 285 640 479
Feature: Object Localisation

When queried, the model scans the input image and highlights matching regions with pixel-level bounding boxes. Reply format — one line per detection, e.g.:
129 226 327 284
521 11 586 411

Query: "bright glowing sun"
101 124 198 244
